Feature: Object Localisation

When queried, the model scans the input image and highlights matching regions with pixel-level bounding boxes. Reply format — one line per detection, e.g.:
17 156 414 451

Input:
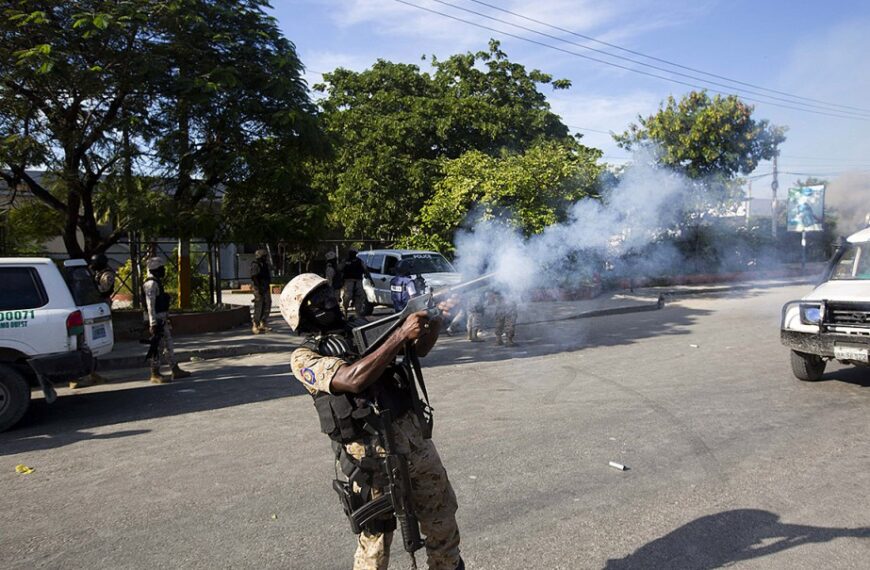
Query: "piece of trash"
271 514 278 520
689 344 699 348
468 475 477 480
608 461 627 471
190 356 204 362
15 464 34 475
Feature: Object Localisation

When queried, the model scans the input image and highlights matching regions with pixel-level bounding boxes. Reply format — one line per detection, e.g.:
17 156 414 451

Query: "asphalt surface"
2 284 869 569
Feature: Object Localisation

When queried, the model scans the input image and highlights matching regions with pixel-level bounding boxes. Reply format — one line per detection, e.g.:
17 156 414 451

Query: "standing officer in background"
280 274 463 570
489 290 518 346
389 260 426 313
324 251 343 303
341 249 367 316
250 248 273 334
143 257 191 383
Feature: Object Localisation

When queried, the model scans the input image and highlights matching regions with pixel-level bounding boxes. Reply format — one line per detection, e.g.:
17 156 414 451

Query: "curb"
518 297 665 327
656 277 818 298
100 343 295 371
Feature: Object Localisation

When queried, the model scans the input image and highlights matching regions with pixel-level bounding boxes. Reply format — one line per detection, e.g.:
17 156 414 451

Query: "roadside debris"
689 344 700 348
609 461 627 471
15 464 34 475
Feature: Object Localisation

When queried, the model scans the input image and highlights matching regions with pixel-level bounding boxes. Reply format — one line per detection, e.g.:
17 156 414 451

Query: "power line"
391 0 870 122
414 0 870 120
464 0 870 115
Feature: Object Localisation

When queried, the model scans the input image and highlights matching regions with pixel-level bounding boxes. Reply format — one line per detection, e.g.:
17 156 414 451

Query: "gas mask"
302 286 345 332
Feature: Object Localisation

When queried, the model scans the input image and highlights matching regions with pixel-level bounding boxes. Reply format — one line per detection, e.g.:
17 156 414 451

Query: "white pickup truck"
0 257 114 431
781 227 870 381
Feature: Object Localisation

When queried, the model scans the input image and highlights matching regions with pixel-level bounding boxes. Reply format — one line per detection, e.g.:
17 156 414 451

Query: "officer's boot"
69 375 95 389
258 321 273 333
171 365 191 380
495 335 503 346
150 366 169 384
251 322 262 335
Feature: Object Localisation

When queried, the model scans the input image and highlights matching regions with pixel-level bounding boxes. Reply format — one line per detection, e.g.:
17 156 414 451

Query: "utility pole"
771 152 779 239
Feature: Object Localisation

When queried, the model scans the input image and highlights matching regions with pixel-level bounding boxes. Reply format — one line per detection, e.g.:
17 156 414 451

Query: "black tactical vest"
305 334 413 444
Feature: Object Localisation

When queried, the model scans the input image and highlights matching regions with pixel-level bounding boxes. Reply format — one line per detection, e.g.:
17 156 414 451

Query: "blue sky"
271 0 870 201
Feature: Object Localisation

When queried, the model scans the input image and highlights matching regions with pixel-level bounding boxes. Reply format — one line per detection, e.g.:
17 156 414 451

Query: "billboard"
787 185 825 232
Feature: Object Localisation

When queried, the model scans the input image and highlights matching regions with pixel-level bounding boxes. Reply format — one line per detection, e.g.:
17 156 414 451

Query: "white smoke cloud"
826 173 870 236
451 149 691 298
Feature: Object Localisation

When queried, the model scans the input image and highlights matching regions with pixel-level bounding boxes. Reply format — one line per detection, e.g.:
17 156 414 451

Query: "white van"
781 227 870 381
0 258 114 431
356 250 462 312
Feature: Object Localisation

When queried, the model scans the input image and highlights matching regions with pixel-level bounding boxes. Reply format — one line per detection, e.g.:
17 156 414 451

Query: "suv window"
400 254 455 274
0 267 49 310
63 265 103 305
365 254 385 274
383 255 400 276
831 244 870 280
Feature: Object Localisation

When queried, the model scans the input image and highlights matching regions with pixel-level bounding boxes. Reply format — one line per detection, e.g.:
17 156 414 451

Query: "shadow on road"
0 363 307 455
817 366 870 388
427 304 712 367
603 509 870 569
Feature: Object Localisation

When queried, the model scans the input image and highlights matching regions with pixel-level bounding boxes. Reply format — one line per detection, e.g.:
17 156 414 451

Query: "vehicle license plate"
92 324 107 340
834 345 869 363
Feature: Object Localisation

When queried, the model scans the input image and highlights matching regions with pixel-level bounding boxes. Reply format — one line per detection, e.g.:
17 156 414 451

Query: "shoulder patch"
300 367 317 385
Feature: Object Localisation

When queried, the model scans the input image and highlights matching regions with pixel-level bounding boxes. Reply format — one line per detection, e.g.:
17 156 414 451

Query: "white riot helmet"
146 257 166 271
280 273 329 332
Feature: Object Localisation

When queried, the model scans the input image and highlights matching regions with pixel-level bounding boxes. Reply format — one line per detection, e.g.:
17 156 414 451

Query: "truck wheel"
790 350 826 382
0 364 31 432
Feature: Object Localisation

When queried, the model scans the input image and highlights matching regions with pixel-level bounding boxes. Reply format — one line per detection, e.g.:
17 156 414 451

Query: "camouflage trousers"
494 307 517 341
342 279 367 314
345 413 461 570
149 319 177 370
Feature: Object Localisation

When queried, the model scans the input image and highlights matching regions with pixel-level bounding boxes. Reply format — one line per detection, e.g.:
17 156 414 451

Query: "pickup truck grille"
826 303 870 328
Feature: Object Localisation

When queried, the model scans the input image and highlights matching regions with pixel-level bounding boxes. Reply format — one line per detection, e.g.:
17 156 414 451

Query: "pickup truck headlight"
800 303 823 325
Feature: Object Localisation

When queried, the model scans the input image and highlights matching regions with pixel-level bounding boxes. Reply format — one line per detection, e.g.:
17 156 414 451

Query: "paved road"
2 285 868 569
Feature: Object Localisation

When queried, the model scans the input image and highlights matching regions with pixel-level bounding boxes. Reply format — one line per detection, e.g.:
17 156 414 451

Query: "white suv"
781 227 870 381
356 250 462 313
0 258 114 431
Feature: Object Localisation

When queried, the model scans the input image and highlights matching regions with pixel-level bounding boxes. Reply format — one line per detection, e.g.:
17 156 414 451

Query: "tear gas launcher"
351 272 496 356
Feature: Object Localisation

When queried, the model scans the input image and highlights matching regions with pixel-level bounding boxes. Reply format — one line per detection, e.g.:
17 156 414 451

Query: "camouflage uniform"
465 292 485 341
291 347 462 570
493 296 518 345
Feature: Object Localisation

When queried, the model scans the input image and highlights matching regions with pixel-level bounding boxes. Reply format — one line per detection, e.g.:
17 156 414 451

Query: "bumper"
27 349 95 382
781 329 870 358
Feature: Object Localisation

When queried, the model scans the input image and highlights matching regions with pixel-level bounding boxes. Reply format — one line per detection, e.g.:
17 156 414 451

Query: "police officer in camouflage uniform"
280 274 464 570
142 257 191 384
489 290 518 346
250 249 273 334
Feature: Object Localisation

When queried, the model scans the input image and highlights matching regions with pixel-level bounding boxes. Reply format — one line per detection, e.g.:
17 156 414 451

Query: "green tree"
0 1 156 257
409 141 602 252
615 91 786 180
0 1 321 260
314 40 575 241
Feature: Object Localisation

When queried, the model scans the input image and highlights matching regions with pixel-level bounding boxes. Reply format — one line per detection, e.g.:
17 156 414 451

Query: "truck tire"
0 364 31 432
790 350 826 382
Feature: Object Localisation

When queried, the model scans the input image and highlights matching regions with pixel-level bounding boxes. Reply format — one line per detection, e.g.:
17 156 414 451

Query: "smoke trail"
450 149 701 298
826 173 870 235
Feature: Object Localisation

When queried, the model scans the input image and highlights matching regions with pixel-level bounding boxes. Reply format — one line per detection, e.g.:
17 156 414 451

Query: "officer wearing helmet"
250 249 273 334
281 274 463 570
142 257 191 384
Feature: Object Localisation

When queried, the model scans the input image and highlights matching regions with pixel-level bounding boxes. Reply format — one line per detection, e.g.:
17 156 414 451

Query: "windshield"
63 265 104 305
830 243 870 280
400 254 455 274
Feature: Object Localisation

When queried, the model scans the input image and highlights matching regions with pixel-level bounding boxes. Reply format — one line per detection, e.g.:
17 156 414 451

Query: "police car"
0 258 114 431
356 250 462 313
781 227 870 381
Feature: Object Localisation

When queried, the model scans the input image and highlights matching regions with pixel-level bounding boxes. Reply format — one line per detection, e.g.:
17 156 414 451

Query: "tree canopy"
614 91 786 180
409 141 602 252
0 0 321 257
314 40 576 241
